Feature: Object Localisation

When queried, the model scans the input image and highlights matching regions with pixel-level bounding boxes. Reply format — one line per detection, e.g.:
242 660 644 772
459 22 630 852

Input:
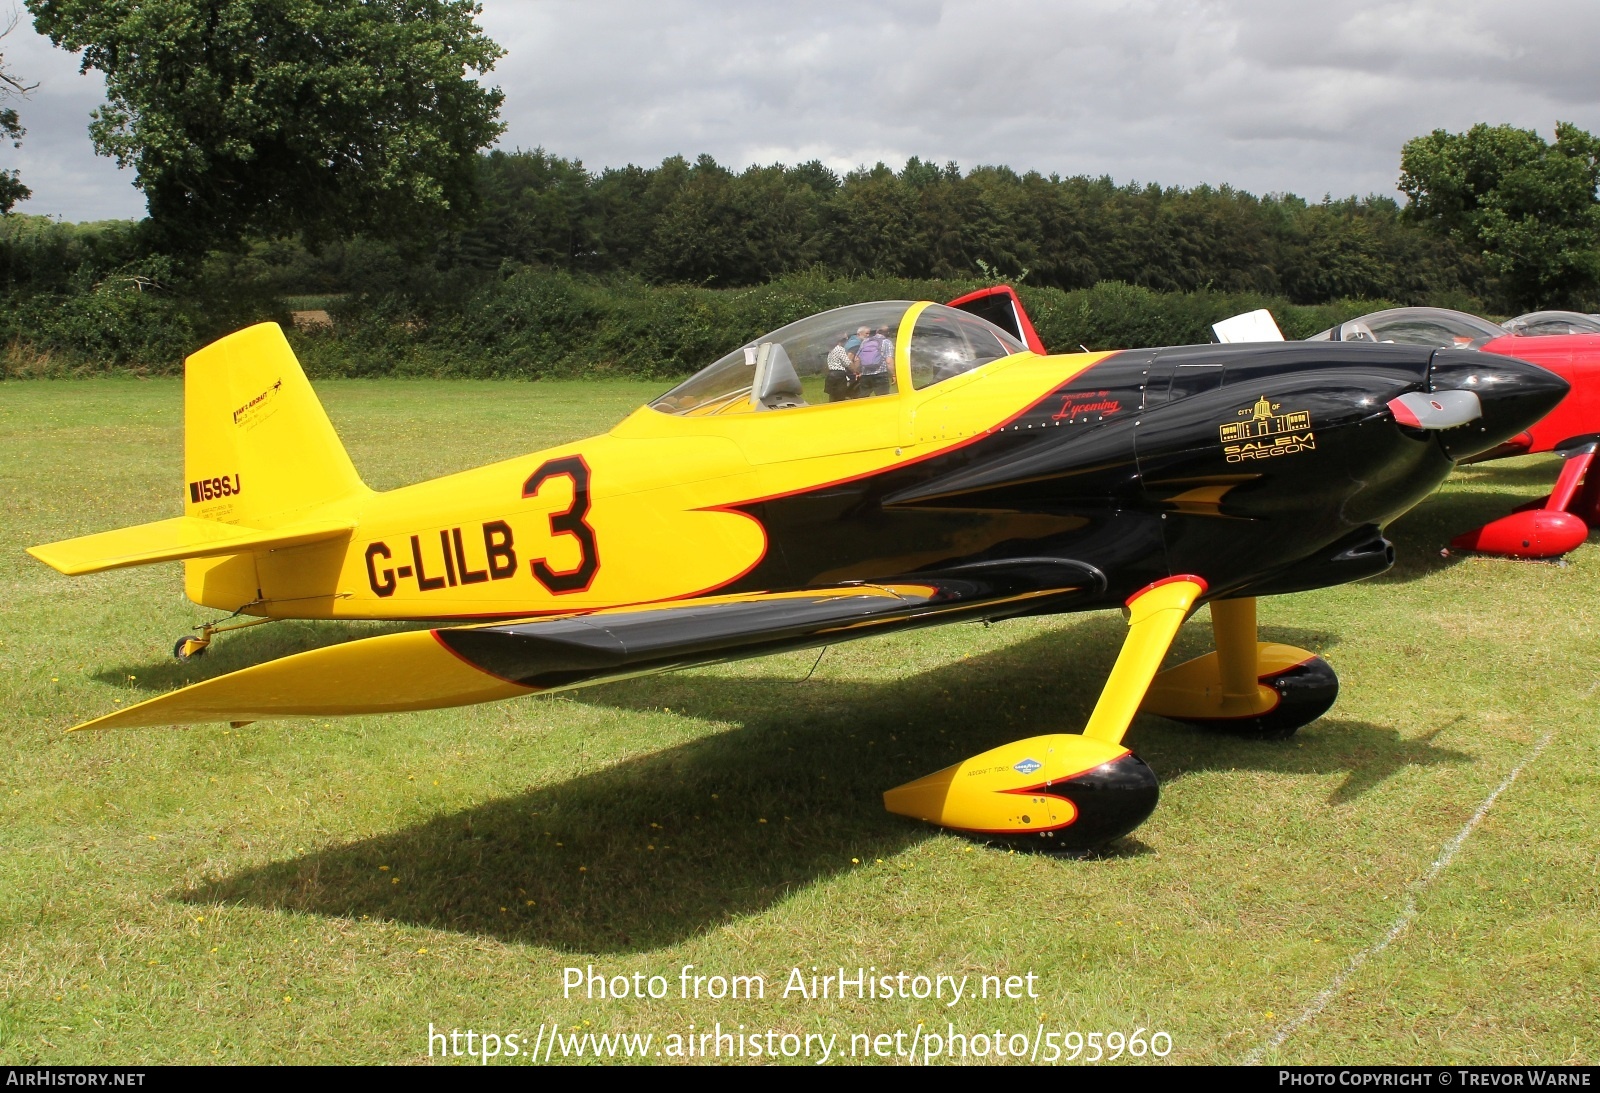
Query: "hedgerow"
3 261 1415 379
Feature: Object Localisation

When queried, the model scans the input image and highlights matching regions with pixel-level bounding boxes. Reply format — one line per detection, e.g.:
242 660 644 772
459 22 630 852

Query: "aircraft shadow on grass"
178 615 1470 954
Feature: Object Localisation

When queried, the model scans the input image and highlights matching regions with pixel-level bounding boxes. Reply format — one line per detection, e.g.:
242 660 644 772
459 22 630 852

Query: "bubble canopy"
650 301 1026 416
1306 306 1505 349
1503 311 1600 337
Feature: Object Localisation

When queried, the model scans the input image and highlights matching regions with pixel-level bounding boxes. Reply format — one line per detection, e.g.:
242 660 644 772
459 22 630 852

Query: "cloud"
2 12 144 220
6 0 1600 222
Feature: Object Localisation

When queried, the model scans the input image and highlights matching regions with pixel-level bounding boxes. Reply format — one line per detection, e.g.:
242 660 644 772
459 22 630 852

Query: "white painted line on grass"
1243 725 1558 1063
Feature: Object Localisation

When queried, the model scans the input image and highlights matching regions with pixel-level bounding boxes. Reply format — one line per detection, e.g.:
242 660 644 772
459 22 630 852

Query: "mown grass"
0 377 1595 1065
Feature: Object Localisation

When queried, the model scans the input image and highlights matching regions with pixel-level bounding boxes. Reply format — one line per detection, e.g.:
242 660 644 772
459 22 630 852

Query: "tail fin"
184 322 367 526
28 324 367 588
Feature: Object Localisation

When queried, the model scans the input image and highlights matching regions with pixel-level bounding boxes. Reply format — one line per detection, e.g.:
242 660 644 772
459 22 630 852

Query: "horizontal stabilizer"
73 574 1089 731
28 515 355 576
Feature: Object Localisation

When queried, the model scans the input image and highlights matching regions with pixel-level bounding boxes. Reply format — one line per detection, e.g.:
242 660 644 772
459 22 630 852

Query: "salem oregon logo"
1218 394 1316 463
1013 757 1042 775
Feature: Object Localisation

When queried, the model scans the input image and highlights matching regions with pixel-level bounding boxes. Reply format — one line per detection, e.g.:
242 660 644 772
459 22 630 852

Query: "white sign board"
1212 309 1285 344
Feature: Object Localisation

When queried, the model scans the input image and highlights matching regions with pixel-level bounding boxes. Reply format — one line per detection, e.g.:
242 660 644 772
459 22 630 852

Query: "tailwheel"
885 576 1207 852
173 635 210 660
1140 597 1336 739
169 611 271 661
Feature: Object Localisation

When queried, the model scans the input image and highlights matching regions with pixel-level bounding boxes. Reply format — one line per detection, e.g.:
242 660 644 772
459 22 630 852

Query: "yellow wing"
73 568 1098 731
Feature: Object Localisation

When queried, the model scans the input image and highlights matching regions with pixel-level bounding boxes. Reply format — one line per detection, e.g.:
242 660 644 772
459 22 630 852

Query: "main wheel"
1166 655 1338 740
885 735 1161 853
987 751 1161 853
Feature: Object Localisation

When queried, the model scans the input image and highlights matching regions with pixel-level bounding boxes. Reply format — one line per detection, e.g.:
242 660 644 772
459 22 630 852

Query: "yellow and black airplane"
27 289 1567 849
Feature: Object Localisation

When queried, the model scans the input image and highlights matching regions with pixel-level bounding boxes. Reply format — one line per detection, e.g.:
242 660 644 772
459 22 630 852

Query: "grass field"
1 377 1596 1066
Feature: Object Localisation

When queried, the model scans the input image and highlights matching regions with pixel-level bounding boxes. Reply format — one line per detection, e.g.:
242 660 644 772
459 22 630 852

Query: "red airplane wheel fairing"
1449 509 1588 559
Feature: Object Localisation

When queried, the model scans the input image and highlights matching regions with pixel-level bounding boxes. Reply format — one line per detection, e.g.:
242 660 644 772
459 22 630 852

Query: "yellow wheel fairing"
1141 642 1310 719
885 576 1197 846
883 734 1128 833
1141 641 1340 738
1138 595 1340 737
882 734 1160 848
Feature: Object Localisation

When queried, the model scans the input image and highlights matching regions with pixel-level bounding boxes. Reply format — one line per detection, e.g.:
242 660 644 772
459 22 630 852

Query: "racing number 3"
522 456 599 594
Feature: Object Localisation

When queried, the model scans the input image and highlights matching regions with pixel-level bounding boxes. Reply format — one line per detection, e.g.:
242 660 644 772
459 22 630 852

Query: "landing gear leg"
884 576 1208 852
171 611 272 660
1141 596 1337 738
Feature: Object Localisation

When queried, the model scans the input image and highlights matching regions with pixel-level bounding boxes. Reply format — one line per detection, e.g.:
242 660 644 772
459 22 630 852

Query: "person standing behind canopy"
844 329 865 398
855 325 893 397
825 332 854 402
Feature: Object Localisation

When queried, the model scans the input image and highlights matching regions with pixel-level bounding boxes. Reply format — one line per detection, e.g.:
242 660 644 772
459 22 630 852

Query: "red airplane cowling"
1449 508 1588 559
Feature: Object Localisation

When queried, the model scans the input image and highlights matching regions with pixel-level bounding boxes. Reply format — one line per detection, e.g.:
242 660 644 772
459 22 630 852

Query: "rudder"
184 322 368 527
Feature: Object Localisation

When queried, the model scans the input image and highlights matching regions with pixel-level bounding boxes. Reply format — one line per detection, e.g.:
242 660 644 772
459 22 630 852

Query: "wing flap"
28 515 356 576
72 574 1089 731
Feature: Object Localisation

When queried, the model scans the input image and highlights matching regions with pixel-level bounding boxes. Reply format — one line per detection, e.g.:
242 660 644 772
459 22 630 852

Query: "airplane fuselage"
186 340 1550 623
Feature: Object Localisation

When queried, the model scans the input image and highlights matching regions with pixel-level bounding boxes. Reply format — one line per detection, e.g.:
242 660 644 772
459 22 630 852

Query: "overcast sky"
4 0 1600 223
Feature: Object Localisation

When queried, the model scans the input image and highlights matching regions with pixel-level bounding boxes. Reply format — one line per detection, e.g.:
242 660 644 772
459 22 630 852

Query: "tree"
824 163 917 276
1 14 36 213
1399 122 1600 309
463 148 597 270
26 0 505 252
